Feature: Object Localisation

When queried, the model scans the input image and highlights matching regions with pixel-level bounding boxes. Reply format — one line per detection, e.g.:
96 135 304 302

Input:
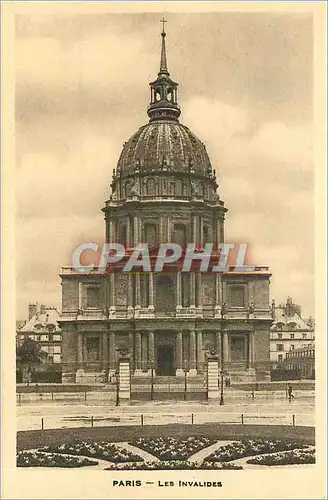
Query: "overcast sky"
15 12 314 319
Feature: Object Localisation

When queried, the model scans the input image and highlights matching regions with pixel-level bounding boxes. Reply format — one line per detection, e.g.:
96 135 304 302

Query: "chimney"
40 304 46 315
28 303 37 320
271 299 276 320
286 296 292 316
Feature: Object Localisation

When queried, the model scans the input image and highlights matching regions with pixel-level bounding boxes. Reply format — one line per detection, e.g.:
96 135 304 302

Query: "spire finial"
159 18 168 74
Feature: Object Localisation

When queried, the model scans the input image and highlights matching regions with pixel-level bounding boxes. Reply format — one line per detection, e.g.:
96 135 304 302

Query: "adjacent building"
283 343 315 379
16 303 62 363
270 297 315 366
59 28 273 385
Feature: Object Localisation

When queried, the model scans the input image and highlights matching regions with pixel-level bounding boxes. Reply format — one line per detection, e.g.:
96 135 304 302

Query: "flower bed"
104 460 242 470
205 440 308 462
246 448 315 466
17 450 98 468
39 442 143 462
129 437 216 461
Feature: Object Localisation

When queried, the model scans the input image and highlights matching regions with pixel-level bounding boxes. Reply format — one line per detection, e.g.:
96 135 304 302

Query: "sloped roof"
21 307 61 332
272 306 311 331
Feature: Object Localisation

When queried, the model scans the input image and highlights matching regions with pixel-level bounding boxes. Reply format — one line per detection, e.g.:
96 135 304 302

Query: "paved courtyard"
17 396 315 431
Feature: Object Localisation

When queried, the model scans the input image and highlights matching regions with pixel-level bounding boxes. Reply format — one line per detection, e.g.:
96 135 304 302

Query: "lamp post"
220 300 225 406
184 358 187 401
150 361 154 401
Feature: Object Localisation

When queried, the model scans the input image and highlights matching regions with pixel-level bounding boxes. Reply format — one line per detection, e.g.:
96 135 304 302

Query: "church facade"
59 28 272 384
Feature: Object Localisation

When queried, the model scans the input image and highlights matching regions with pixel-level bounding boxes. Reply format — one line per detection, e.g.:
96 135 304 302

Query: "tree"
16 338 46 383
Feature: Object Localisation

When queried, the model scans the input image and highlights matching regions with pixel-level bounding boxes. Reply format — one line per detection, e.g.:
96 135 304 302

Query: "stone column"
216 330 221 363
196 330 204 373
176 271 182 310
148 331 155 367
192 215 198 245
249 331 255 366
126 216 131 247
141 332 148 372
109 219 115 243
167 217 171 242
109 273 115 311
101 332 108 372
176 331 183 375
196 272 202 309
127 274 133 314
133 215 139 245
215 273 222 314
109 331 116 374
189 272 196 309
128 332 133 359
77 332 83 367
135 272 141 309
244 334 248 369
78 282 83 310
148 273 154 310
199 217 204 246
216 219 220 246
189 330 197 375
159 216 164 244
135 331 142 373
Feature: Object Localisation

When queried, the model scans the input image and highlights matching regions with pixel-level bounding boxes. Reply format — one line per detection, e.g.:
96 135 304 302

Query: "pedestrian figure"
288 384 294 402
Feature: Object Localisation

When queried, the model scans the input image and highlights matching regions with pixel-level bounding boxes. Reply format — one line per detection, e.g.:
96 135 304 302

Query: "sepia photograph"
1 1 327 499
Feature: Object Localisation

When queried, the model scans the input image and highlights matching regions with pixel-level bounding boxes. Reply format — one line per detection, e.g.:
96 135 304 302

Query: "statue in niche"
110 189 117 201
191 180 201 196
130 178 140 196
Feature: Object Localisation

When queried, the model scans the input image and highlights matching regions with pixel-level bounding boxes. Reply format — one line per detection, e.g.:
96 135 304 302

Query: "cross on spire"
161 17 167 35
159 18 168 74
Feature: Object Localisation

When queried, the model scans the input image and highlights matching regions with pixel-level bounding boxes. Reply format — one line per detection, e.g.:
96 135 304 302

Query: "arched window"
155 275 175 311
173 224 187 246
167 88 173 101
146 178 156 196
155 88 161 101
125 181 132 198
144 223 157 246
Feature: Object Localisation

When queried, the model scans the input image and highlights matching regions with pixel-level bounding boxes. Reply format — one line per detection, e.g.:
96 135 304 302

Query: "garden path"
188 440 234 463
116 442 160 462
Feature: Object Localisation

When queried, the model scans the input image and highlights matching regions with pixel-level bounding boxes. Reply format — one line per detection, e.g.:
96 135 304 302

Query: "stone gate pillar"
207 355 219 400
118 356 131 405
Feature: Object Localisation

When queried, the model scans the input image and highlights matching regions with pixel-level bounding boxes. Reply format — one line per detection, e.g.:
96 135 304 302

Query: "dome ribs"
117 121 215 183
